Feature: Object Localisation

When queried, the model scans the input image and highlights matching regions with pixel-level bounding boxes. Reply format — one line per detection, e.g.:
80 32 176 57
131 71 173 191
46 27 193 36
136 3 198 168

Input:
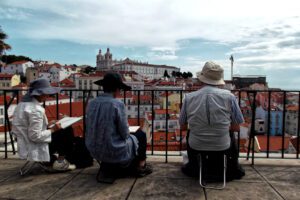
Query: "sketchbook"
49 116 83 129
129 126 140 133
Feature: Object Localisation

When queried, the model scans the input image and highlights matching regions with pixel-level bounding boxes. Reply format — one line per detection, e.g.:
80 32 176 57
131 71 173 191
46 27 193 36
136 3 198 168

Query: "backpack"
70 137 94 168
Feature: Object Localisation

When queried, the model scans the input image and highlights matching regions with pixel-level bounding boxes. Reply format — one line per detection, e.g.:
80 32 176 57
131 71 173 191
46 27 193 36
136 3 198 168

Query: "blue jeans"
100 129 147 176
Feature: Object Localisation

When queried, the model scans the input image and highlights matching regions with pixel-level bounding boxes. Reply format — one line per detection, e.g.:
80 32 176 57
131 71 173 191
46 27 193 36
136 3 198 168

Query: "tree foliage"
175 71 182 77
171 71 176 77
0 27 11 55
163 70 170 78
82 66 96 74
187 71 193 78
1 54 33 64
174 71 193 78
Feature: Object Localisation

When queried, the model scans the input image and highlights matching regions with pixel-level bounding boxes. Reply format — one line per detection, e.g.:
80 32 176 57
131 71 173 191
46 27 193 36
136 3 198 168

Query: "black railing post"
137 90 140 126
56 93 59 120
282 91 286 158
82 90 86 137
69 91 72 117
267 91 271 158
16 90 19 104
151 90 154 155
5 90 17 155
297 92 300 159
4 91 7 158
237 91 241 155
123 90 126 104
165 90 168 163
179 90 183 154
246 91 257 165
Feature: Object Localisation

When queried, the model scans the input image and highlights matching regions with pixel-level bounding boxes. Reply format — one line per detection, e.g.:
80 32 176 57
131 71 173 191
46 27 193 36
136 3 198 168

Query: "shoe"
96 170 116 184
136 163 153 177
38 162 56 173
53 159 76 171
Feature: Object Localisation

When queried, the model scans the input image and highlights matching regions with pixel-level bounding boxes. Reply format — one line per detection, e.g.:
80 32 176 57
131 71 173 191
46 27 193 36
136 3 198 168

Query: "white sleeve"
27 109 52 143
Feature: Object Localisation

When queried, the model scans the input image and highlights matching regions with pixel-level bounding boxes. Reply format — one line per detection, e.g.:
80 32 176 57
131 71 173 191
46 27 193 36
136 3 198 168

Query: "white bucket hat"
196 61 225 85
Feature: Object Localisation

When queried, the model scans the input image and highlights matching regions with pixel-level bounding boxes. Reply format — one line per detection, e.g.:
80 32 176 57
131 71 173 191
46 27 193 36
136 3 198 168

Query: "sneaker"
38 162 56 173
53 159 76 171
136 163 153 177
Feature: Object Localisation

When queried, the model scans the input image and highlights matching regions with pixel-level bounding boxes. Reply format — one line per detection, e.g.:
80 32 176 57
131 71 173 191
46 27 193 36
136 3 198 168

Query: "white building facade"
2 61 34 76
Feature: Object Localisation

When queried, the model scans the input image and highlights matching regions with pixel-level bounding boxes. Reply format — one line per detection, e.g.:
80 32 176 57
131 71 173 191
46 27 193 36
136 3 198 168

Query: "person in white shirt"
179 61 245 180
12 78 75 171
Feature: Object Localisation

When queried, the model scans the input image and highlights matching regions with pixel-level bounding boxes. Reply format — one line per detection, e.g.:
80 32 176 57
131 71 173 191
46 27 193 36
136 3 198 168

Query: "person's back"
180 61 245 180
85 72 152 180
185 85 235 151
11 78 76 172
85 93 137 164
12 100 50 161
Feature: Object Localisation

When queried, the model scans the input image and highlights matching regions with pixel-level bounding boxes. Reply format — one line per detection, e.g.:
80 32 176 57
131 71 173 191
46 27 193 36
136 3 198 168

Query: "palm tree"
0 27 11 56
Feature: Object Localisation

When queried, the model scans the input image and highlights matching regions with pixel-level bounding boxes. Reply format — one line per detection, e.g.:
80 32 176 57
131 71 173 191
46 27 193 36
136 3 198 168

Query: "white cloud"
147 46 179 61
2 0 300 89
0 7 32 20
2 0 300 46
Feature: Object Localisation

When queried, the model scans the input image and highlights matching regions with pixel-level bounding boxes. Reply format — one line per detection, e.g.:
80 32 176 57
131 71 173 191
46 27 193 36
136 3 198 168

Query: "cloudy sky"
1 0 300 89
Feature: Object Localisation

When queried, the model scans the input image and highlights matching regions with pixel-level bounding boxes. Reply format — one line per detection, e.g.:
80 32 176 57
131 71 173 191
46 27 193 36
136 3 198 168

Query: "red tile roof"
59 78 75 87
132 95 151 102
157 81 178 86
116 92 133 99
155 109 176 115
0 73 13 78
128 118 145 127
12 83 28 88
290 137 300 152
256 135 290 152
286 105 298 111
9 60 30 65
45 102 84 137
0 95 14 105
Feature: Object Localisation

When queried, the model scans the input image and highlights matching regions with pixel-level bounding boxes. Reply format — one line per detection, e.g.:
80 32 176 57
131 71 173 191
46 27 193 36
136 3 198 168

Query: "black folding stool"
198 151 227 190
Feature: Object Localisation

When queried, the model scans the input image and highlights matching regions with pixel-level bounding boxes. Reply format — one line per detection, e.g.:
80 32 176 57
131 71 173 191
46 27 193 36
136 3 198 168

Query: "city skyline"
1 0 300 89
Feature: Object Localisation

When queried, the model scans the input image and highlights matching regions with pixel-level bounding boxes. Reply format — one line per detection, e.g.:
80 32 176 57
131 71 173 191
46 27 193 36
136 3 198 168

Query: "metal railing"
1 89 299 164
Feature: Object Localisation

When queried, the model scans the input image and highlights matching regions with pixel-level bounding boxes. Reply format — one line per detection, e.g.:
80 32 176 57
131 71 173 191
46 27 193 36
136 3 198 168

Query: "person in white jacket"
12 78 75 171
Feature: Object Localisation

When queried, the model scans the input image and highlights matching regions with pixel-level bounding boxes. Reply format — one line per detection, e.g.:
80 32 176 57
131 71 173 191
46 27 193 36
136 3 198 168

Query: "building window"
0 108 3 115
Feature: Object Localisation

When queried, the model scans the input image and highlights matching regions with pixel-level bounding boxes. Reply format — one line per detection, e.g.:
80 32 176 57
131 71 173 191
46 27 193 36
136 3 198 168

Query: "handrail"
1 88 299 163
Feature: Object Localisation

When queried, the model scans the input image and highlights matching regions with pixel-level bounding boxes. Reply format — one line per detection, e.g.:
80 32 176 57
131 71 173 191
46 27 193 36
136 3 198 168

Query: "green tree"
1 54 32 64
187 71 193 78
0 27 11 56
171 71 176 77
182 72 188 79
82 66 96 74
176 71 182 77
163 70 170 78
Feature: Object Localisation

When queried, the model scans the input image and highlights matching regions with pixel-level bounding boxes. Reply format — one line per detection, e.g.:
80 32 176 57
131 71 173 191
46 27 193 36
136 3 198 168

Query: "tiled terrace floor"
0 155 300 200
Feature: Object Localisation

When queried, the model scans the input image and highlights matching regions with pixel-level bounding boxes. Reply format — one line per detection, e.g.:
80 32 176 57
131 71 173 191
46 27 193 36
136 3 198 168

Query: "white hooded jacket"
12 98 52 162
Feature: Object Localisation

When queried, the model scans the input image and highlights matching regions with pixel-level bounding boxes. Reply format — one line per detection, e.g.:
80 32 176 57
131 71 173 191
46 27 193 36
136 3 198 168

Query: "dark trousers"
131 129 147 161
182 131 244 180
48 127 74 163
100 129 147 176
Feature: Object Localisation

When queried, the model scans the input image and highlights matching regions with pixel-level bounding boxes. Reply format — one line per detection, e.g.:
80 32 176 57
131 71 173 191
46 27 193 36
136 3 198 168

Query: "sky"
1 0 300 89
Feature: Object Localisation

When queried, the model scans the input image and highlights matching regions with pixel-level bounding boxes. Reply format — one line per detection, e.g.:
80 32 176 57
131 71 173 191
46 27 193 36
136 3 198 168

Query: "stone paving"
0 156 300 200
